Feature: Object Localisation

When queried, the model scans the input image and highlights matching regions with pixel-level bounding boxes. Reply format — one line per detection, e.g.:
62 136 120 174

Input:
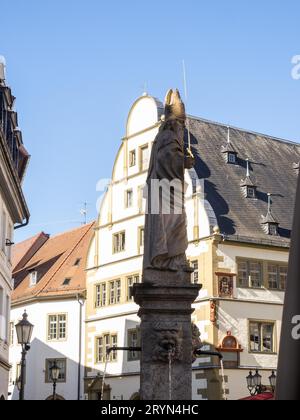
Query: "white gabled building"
85 93 298 400
9 223 94 400
0 57 30 400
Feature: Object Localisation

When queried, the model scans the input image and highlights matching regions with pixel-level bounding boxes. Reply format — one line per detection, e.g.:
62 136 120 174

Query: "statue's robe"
143 127 189 271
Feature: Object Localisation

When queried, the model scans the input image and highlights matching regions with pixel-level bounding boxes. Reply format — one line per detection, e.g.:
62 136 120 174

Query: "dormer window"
29 270 38 287
221 127 238 164
62 278 71 286
246 186 256 198
228 153 237 164
240 159 257 199
268 224 278 236
261 194 279 236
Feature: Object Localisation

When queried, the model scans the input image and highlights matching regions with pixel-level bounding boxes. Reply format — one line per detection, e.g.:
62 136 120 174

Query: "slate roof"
188 117 300 247
12 222 95 304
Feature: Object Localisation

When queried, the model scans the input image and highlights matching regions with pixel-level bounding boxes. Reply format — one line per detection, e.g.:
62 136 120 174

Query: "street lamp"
269 370 277 393
15 311 34 400
246 370 263 396
246 371 256 396
50 361 61 400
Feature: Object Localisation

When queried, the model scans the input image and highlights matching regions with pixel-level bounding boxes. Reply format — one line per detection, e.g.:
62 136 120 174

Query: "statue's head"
164 89 186 123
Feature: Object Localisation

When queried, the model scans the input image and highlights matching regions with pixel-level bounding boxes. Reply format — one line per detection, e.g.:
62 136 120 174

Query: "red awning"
240 393 274 400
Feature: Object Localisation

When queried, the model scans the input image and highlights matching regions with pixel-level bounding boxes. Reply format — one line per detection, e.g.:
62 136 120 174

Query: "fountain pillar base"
133 269 201 401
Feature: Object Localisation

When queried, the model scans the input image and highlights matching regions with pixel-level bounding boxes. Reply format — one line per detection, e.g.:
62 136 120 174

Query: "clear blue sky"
0 0 299 242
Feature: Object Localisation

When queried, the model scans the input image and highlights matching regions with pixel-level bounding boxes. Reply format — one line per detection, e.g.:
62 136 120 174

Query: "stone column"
133 269 201 401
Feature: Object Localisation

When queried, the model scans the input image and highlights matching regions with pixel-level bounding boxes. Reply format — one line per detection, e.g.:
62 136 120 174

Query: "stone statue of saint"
143 89 195 273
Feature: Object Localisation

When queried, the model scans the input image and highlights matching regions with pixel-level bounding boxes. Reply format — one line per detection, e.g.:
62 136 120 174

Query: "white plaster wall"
0 191 14 399
218 300 281 370
9 299 85 400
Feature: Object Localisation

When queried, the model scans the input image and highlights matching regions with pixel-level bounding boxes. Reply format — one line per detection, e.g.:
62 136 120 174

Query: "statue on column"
143 89 195 273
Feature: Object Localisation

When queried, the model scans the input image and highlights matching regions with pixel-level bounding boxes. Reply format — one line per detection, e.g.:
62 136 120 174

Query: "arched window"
217 332 243 369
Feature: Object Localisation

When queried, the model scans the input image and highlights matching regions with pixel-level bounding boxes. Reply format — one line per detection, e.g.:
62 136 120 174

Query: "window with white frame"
1 210 7 253
126 275 140 301
191 260 199 284
228 152 236 164
268 264 287 290
249 321 275 353
113 231 126 254
125 189 133 208
109 280 121 305
29 270 38 287
9 321 14 346
237 260 263 288
128 329 140 361
95 283 107 308
140 145 149 171
138 227 144 249
47 314 67 341
129 150 136 167
96 334 118 363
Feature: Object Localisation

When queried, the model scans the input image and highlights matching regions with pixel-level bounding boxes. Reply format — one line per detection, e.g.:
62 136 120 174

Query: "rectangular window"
247 187 256 198
279 266 288 290
237 261 248 287
140 145 149 171
109 280 121 305
1 211 7 252
96 337 104 363
128 329 140 361
125 189 133 208
191 260 199 284
113 231 126 254
48 314 67 341
249 321 275 353
129 150 136 167
104 334 110 360
237 260 263 288
9 322 14 346
228 153 236 164
268 264 287 290
126 275 140 301
111 335 118 361
5 295 9 342
96 334 118 363
7 223 13 262
138 227 144 249
45 359 67 383
29 270 38 287
249 262 263 288
95 283 106 308
138 186 145 213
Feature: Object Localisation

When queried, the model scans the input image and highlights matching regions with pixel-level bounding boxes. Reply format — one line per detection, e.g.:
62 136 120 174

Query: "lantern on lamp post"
15 311 34 400
50 360 61 400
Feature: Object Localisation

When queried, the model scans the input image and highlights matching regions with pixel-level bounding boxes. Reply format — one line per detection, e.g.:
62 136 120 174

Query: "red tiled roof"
12 232 49 272
12 223 95 304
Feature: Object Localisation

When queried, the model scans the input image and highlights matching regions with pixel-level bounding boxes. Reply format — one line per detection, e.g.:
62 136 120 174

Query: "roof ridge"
49 221 95 239
34 222 95 298
188 115 300 147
